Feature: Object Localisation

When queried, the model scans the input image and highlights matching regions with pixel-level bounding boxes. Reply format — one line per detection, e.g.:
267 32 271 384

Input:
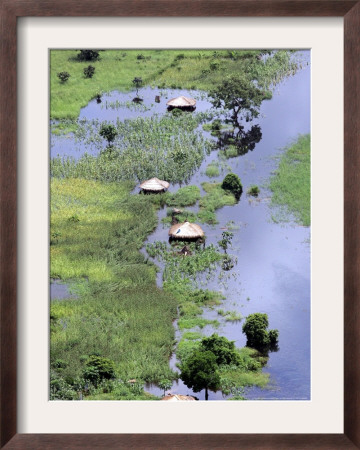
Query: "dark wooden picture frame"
1 1 359 448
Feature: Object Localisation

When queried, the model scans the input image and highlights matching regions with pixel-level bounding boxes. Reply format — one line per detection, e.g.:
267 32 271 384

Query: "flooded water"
51 88 213 160
50 279 78 301
51 51 311 400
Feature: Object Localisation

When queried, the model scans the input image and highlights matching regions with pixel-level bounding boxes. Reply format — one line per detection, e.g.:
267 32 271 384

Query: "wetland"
50 49 310 401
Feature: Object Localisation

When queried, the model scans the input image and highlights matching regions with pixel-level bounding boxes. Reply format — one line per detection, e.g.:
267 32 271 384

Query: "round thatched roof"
169 220 204 239
139 177 170 192
166 96 196 108
161 394 196 401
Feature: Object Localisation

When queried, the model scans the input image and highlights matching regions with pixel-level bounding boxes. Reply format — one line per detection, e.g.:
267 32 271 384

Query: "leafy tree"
218 231 233 254
210 74 264 127
84 65 95 78
200 334 239 366
158 378 173 396
99 123 118 147
242 313 279 350
221 173 243 198
83 355 116 387
57 71 70 83
132 77 143 96
180 350 220 400
77 50 100 61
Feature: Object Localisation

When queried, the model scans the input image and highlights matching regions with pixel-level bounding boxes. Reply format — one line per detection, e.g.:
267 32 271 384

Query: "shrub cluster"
77 50 100 62
84 65 96 78
221 173 243 198
57 71 70 83
242 313 279 350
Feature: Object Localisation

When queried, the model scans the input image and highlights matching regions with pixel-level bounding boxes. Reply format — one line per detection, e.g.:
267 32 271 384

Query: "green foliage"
51 113 210 184
99 123 118 146
83 355 116 386
50 49 301 120
165 185 201 207
57 71 70 83
200 334 240 366
178 317 219 330
50 370 79 400
269 329 279 344
178 334 269 399
83 65 95 78
180 350 221 399
77 50 100 62
242 313 279 350
50 179 178 386
210 74 264 126
269 134 310 226
210 61 220 71
217 310 242 322
224 145 238 159
247 185 260 197
205 163 220 178
221 173 243 198
171 108 183 117
200 182 237 212
218 231 233 253
85 379 159 400
158 378 173 396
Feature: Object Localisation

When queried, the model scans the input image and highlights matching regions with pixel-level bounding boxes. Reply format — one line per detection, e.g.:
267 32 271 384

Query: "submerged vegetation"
50 49 308 400
51 113 211 184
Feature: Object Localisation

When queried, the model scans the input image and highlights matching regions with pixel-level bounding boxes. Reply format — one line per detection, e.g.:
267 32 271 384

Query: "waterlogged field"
51 112 212 184
50 49 310 401
51 49 300 120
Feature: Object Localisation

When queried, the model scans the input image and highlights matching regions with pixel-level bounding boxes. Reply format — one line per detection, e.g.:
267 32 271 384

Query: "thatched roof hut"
169 220 204 240
161 394 196 401
139 177 170 193
166 96 196 109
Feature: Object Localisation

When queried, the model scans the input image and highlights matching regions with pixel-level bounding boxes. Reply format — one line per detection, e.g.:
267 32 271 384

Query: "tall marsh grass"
269 134 310 226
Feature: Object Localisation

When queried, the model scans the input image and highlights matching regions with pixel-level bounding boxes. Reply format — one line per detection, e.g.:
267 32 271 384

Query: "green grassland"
50 178 178 393
269 134 310 226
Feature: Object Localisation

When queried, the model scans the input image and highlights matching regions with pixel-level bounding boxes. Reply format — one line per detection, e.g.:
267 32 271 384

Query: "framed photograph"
1 1 359 449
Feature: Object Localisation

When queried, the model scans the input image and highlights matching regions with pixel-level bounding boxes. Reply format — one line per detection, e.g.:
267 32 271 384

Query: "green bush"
200 334 240 366
57 71 70 83
84 65 95 78
83 355 116 386
77 50 100 61
221 173 243 198
242 313 279 350
247 185 260 197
